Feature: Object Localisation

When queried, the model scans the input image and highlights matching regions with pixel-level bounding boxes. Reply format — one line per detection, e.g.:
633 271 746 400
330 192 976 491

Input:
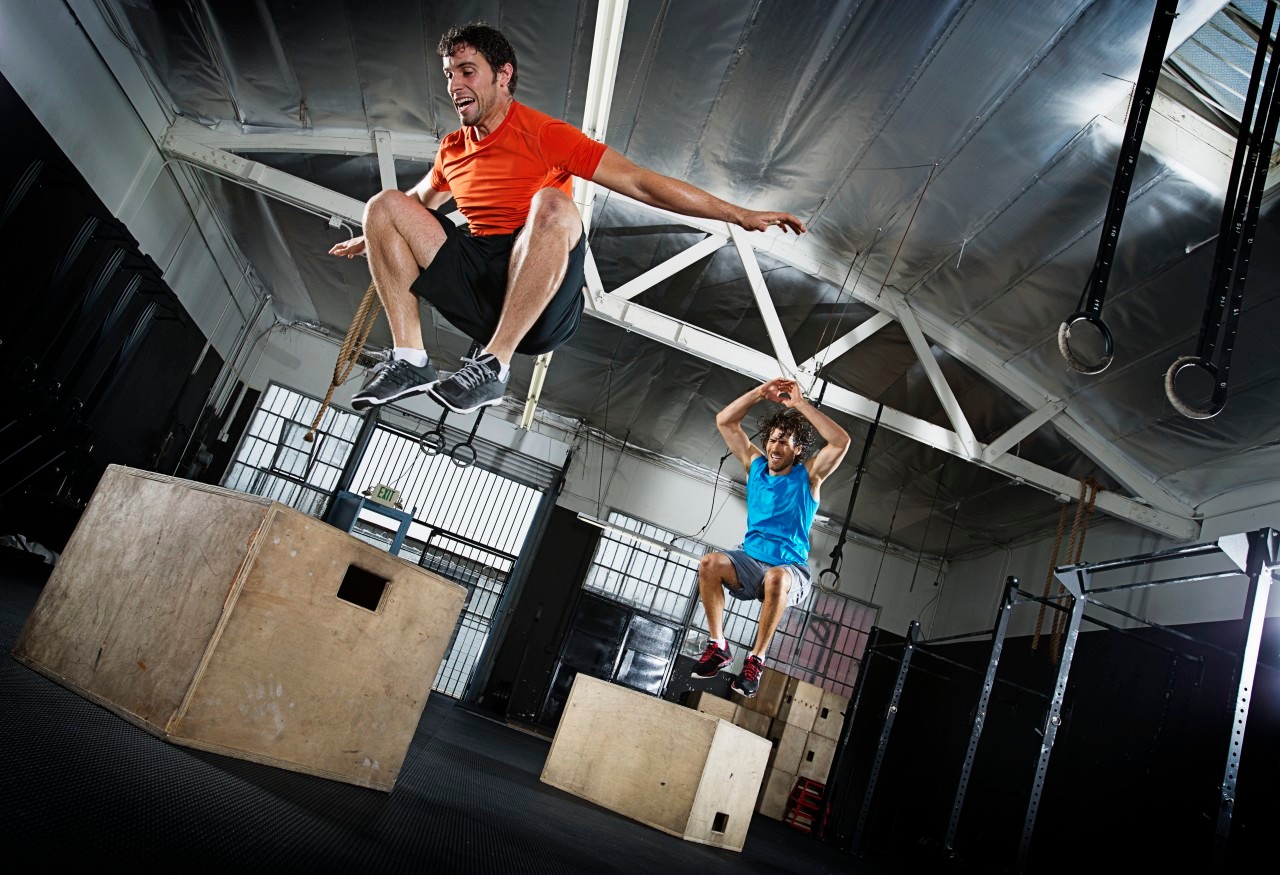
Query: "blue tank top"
742 456 818 567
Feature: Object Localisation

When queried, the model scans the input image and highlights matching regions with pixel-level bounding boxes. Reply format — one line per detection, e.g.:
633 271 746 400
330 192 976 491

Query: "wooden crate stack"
687 667 850 821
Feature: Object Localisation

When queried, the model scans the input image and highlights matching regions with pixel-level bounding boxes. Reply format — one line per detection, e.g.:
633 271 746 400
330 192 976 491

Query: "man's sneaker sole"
351 380 438 412
730 681 757 698
691 666 727 679
427 388 506 415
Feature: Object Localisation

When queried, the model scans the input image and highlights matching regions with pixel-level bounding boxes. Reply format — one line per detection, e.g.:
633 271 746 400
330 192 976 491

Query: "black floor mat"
1 569 884 873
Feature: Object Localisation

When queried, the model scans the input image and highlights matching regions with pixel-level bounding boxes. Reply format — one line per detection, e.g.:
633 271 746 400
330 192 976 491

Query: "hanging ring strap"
449 408 486 468
419 409 450 455
1166 3 1280 419
1058 0 1180 375
821 403 883 590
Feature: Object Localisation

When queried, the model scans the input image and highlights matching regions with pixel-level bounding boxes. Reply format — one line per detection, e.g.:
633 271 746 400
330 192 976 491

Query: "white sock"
479 348 510 381
711 638 726 649
393 347 429 367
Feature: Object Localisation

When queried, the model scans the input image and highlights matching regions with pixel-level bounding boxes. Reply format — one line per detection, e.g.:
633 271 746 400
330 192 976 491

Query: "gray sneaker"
428 352 508 414
351 357 438 411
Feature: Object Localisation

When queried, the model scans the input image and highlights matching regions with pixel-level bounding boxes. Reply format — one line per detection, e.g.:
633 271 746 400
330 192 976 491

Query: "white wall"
937 496 1280 642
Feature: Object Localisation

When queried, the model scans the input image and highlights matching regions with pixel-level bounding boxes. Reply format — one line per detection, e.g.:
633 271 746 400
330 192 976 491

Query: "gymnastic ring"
449 442 476 468
818 568 840 594
418 431 445 455
1057 312 1114 375
1163 355 1224 420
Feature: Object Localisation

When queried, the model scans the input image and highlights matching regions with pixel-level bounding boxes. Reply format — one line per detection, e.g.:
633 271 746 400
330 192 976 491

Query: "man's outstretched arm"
592 147 806 235
717 379 792 471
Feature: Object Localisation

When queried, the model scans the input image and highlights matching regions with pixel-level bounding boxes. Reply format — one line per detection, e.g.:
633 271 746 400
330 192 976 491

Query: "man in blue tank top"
692 378 850 697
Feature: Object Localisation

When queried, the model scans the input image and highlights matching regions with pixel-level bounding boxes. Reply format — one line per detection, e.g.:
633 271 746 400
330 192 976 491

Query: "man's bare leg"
483 187 583 364
698 553 741 643
750 568 793 658
362 190 448 351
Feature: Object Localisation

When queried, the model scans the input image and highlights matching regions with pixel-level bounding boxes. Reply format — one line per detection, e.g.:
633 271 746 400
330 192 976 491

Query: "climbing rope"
1031 477 1102 657
1050 479 1100 661
303 280 381 442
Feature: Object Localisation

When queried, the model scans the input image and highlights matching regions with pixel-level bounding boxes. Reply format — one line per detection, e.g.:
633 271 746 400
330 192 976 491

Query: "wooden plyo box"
766 718 808 775
776 677 822 731
687 690 739 723
731 665 789 717
733 705 771 738
11 465 467 792
798 731 838 782
542 674 770 852
813 689 850 740
756 767 796 820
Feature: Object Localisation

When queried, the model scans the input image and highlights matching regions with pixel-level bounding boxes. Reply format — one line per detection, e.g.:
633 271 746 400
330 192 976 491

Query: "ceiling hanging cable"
867 468 910 607
1057 0 1181 375
1165 1 1280 419
875 162 937 301
908 461 947 594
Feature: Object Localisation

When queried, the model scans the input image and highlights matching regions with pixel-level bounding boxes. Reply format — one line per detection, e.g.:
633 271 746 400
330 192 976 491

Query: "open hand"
739 211 806 235
329 236 367 258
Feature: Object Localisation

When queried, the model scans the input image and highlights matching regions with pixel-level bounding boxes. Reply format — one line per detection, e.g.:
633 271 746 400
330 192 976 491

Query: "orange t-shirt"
429 101 607 237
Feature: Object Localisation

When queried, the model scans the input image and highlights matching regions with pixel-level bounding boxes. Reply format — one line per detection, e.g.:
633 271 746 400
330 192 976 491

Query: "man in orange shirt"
331 22 805 414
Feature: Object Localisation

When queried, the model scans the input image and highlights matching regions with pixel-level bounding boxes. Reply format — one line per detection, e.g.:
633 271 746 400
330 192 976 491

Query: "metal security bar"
223 386 561 701
222 383 362 516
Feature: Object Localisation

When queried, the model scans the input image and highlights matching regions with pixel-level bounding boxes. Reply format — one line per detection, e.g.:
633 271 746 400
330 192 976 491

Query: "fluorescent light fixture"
577 513 703 563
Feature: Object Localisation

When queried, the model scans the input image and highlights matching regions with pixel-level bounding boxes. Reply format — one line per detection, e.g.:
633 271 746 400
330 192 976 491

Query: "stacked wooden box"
687 668 850 821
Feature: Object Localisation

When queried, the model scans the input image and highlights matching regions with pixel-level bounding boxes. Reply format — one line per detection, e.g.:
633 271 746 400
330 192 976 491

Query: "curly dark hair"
438 22 518 96
757 409 818 461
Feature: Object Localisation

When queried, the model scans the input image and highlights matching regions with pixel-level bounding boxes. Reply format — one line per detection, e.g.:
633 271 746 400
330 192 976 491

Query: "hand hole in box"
712 812 729 833
337 565 388 611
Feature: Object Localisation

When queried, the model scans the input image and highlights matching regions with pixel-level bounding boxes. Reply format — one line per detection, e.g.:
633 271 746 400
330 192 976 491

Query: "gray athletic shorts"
722 550 812 609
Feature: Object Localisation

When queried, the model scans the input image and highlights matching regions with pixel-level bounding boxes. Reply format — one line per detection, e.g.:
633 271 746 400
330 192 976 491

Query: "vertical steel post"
1018 566 1085 872
945 576 1019 852
853 620 920 853
1212 528 1277 869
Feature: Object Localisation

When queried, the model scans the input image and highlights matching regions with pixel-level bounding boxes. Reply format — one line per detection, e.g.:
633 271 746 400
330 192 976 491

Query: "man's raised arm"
775 379 850 488
717 380 788 471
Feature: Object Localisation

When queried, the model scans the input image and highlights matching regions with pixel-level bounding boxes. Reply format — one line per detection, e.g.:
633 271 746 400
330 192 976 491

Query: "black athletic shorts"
410 207 587 356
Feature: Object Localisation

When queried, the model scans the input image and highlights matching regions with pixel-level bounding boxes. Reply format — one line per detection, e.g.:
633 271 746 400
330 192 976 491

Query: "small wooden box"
688 690 738 722
756 767 797 820
812 689 850 740
542 674 770 852
733 706 771 737
766 718 808 775
776 677 823 731
731 665 789 717
12 466 467 792
798 731 838 782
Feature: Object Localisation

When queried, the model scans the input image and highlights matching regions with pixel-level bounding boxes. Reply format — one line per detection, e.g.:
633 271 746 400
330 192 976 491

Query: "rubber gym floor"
0 561 886 874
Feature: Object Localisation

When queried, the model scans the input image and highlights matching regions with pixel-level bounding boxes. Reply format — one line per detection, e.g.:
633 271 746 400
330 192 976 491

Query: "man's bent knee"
527 188 582 237
763 568 791 597
363 189 408 224
700 553 738 589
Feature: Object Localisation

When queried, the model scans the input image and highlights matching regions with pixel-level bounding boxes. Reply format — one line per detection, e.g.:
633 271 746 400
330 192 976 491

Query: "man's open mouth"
455 97 475 112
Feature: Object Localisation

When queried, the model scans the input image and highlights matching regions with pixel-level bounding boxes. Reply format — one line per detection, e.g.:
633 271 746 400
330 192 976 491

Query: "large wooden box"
11 465 467 792
542 674 770 852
